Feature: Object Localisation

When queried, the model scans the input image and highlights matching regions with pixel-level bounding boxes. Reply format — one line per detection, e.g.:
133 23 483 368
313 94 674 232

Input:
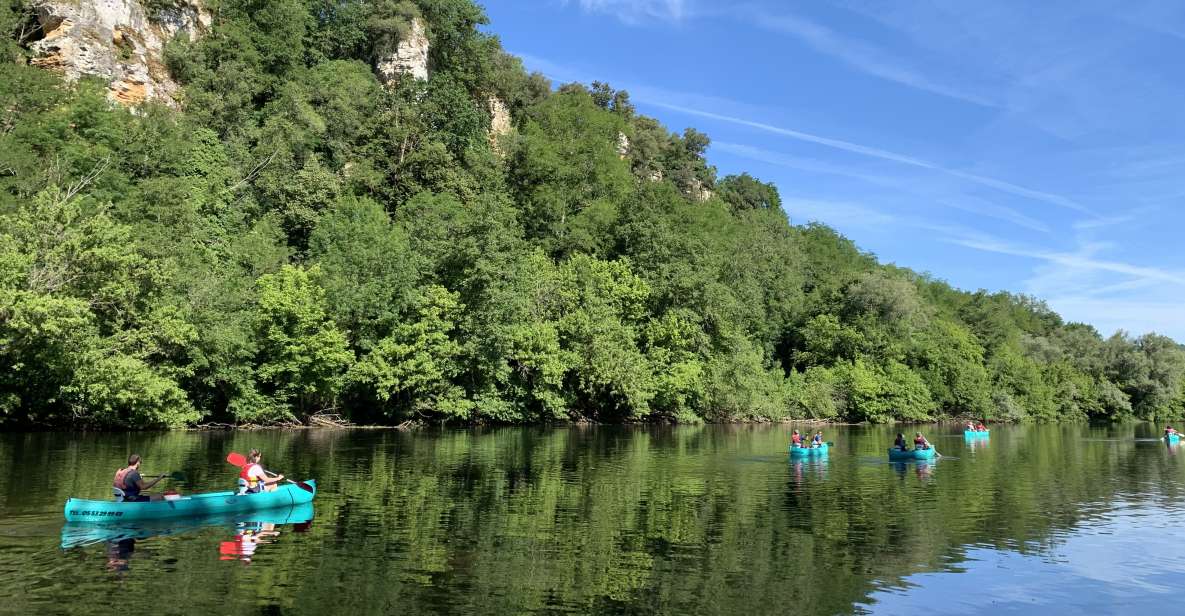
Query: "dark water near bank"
1 424 1183 615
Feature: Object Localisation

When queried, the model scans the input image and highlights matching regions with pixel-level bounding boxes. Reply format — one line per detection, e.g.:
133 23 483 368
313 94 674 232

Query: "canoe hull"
789 444 829 457
964 430 990 438
61 502 315 549
888 448 935 461
1166 434 1180 444
64 480 316 523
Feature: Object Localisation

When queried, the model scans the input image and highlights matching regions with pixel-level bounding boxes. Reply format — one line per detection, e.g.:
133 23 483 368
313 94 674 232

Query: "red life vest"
113 467 133 490
239 463 263 489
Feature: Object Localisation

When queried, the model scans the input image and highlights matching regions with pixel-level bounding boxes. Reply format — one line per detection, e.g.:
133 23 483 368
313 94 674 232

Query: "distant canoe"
964 430 990 438
1166 433 1181 444
789 443 829 457
888 447 935 461
63 480 316 523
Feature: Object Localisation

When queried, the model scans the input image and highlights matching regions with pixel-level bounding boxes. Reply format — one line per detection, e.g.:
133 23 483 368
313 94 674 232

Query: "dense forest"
1 0 1182 428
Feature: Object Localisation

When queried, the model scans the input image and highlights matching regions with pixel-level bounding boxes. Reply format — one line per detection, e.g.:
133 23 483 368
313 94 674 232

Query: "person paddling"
913 432 931 450
976 421 987 432
894 433 908 451
811 431 824 448
791 429 803 448
1166 425 1178 437
113 454 166 502
239 449 285 494
965 421 975 432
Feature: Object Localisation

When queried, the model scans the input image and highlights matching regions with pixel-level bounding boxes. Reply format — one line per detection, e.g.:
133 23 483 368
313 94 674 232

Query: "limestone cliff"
487 95 511 152
28 0 210 107
376 17 429 84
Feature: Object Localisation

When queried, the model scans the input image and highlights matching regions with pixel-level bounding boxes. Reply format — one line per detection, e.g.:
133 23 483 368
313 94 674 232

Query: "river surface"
1 423 1183 615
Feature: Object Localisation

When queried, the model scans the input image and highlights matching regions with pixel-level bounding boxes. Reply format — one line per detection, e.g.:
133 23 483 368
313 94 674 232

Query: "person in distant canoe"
791 429 803 448
965 421 976 431
113 454 166 502
239 449 284 494
976 421 987 432
811 431 824 448
894 433 908 451
1166 425 1178 437
913 432 931 450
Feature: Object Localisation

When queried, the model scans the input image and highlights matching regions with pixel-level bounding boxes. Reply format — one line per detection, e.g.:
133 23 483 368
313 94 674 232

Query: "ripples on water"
0 424 1182 615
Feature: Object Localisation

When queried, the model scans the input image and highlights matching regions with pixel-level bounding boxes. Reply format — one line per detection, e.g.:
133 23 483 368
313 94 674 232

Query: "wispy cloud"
779 197 897 228
751 10 996 107
947 236 1185 286
649 100 1095 216
560 0 689 24
713 141 900 186
940 198 1051 233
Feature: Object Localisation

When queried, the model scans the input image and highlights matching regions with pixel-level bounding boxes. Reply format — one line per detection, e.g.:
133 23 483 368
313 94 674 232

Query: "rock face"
616 131 630 159
28 0 210 108
376 18 429 84
687 178 713 203
487 95 511 151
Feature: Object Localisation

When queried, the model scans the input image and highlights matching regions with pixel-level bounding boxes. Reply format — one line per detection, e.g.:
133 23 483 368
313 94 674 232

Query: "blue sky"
481 0 1185 342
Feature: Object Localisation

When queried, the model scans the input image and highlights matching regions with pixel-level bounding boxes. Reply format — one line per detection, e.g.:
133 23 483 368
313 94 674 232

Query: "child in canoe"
811 431 824 448
913 432 931 450
791 430 803 448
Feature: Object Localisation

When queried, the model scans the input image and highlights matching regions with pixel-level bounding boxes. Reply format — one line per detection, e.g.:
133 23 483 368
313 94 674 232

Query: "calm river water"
1 423 1182 615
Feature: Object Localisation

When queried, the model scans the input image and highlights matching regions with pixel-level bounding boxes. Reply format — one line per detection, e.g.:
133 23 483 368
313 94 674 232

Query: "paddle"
226 452 314 493
146 471 187 482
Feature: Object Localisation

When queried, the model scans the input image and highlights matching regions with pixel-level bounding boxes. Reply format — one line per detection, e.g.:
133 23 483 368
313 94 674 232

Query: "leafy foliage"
1 0 1182 427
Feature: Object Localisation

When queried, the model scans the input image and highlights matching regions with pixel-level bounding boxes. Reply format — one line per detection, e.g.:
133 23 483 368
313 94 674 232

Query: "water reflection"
62 503 314 570
4 424 1185 615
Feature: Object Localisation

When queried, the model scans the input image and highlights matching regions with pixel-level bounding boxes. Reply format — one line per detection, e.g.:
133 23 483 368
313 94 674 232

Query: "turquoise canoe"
1166 433 1180 444
61 502 314 549
964 430 990 438
888 448 935 461
63 480 316 523
789 443 829 457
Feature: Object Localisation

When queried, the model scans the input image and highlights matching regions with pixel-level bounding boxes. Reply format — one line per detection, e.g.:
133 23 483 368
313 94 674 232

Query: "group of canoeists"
789 429 826 448
789 422 995 458
111 449 285 502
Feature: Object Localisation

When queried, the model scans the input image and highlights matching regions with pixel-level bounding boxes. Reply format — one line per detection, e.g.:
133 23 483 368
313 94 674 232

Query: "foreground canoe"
789 443 829 457
888 448 936 461
64 480 316 523
964 430 990 438
61 502 315 549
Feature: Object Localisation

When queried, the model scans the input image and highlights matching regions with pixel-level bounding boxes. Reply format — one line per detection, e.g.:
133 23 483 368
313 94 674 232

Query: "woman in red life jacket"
791 430 803 448
976 421 987 432
239 449 285 494
113 454 166 502
913 432 931 450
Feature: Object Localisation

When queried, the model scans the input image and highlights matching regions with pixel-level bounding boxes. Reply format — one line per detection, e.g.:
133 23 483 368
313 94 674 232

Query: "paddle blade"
293 480 314 494
227 452 247 467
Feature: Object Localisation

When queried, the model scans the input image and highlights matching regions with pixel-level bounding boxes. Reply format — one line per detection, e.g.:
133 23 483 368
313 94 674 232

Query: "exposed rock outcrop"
487 95 511 152
687 178 713 203
28 0 210 108
376 17 429 84
616 131 630 159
